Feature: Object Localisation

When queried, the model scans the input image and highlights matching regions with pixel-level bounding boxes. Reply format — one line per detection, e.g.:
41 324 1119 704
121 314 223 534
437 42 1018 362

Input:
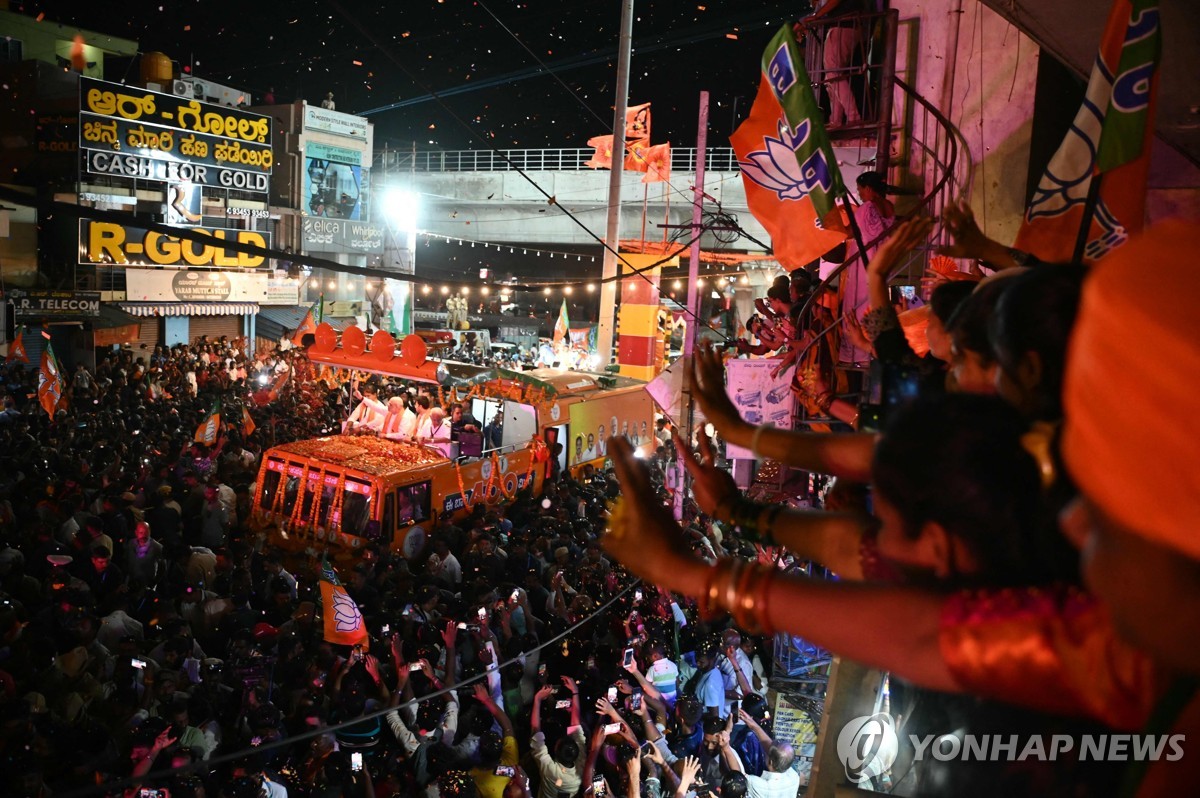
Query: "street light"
382 187 420 234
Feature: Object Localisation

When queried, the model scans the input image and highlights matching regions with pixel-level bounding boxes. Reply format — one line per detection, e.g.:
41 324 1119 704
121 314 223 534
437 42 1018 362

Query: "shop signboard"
266 278 302 306
125 269 269 303
306 140 366 167
10 289 101 321
79 220 271 269
79 77 273 185
301 217 384 254
303 104 369 141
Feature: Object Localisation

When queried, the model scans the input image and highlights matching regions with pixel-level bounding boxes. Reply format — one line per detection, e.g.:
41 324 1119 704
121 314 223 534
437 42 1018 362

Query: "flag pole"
640 182 649 246
596 0 636 368
1071 173 1103 264
675 90 709 522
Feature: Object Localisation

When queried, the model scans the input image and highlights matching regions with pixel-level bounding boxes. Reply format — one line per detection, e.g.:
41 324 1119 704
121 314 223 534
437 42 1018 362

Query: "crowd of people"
0 330 807 798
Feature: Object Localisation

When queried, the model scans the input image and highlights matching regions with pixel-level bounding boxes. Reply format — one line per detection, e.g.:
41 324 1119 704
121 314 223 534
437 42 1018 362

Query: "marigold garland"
309 467 328 535
453 460 475 512
331 472 347 535
288 462 311 531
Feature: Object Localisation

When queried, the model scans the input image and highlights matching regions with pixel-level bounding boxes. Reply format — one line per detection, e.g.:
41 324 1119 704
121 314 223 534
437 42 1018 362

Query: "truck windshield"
259 459 373 536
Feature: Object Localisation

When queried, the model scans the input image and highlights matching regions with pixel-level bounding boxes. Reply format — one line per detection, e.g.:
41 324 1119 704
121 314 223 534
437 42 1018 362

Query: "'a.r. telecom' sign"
78 220 271 269
10 290 102 321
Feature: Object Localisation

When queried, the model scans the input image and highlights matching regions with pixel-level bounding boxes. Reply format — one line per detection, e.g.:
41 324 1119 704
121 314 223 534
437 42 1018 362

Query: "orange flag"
731 25 849 269
242 406 257 438
626 102 651 141
642 143 672 184
194 399 221 445
624 139 650 173
584 135 614 169
321 559 368 650
267 368 290 402
6 327 28 364
37 343 67 417
1014 0 1160 263
292 303 318 347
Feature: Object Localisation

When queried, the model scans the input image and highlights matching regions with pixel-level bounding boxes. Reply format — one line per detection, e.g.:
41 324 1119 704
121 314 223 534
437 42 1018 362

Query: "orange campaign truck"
251 322 655 560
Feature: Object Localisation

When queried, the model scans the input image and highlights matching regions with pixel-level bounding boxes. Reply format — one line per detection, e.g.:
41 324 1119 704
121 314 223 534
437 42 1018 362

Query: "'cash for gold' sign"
78 220 271 268
79 76 273 175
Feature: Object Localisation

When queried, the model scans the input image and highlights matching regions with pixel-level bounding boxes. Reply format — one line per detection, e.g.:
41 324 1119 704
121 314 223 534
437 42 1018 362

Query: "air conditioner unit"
192 81 208 98
172 80 194 98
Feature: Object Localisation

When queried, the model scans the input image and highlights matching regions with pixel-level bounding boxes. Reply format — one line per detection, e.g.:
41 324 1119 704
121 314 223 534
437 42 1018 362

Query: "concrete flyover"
373 146 881 253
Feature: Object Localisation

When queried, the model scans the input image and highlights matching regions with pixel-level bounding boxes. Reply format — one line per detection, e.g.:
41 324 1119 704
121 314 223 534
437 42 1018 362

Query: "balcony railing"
375 147 742 174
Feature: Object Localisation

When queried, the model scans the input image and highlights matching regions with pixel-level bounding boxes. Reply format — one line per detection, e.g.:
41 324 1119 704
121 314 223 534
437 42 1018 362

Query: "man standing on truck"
344 382 387 434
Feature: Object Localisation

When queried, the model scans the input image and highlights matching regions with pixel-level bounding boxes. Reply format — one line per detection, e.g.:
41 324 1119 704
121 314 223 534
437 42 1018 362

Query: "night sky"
26 0 810 150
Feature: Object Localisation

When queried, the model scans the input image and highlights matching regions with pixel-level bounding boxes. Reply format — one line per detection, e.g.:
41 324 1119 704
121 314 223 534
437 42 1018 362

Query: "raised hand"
363 653 382 684
602 437 707 596
936 199 988 261
690 344 747 439
867 216 934 279
673 432 738 519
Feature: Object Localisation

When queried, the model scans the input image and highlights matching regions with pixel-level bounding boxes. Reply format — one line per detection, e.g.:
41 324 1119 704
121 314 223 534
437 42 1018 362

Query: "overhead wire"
324 0 732 341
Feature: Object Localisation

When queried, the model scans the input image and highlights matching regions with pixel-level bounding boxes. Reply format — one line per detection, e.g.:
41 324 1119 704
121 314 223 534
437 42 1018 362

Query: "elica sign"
78 220 272 269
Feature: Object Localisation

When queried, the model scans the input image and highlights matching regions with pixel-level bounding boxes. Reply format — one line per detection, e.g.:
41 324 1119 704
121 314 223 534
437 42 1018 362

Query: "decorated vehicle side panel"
252 438 543 561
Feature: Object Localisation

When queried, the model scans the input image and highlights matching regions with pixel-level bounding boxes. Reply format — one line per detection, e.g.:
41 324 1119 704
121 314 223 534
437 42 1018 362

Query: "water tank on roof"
140 52 173 85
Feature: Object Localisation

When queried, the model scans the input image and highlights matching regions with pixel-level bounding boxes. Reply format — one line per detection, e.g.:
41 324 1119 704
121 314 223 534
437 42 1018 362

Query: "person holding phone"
468 682 519 798
530 675 585 798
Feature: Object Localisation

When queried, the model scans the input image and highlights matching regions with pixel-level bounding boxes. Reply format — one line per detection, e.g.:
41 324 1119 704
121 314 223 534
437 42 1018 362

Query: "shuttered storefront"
132 318 162 353
188 314 241 346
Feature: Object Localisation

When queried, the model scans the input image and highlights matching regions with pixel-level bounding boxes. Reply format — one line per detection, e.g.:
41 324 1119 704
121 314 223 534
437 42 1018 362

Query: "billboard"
79 220 271 269
79 77 273 181
83 151 270 193
306 140 367 167
567 390 655 467
724 358 795 460
304 156 369 220
125 269 269 303
303 105 369 141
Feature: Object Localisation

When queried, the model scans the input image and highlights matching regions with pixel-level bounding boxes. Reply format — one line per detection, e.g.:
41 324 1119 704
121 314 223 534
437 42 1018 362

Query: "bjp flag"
585 135 615 169
626 102 651 141
320 559 368 650
291 303 319 347
242 406 257 438
554 298 570 345
731 24 848 270
1014 0 1160 264
642 143 672 184
6 327 28 364
194 399 221 445
37 343 67 417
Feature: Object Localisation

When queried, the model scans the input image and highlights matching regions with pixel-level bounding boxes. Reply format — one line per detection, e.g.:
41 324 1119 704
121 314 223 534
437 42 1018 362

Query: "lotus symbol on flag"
1025 56 1128 260
332 590 363 633
739 116 833 202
